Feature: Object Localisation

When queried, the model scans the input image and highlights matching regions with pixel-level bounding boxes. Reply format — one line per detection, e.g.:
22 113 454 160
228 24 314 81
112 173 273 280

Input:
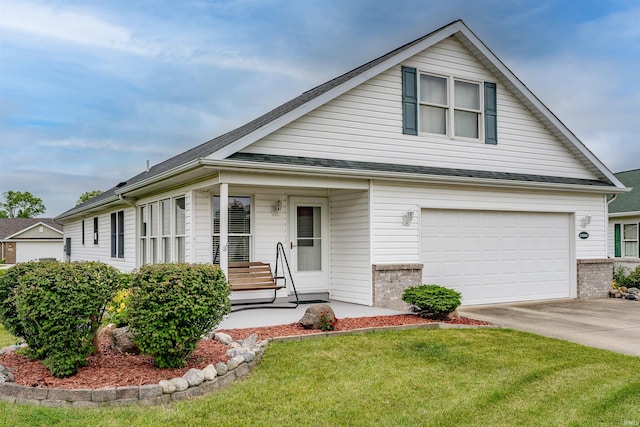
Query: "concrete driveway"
459 299 640 357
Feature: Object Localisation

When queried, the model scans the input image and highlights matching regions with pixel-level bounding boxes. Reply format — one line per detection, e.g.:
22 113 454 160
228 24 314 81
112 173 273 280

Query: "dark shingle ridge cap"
228 152 614 188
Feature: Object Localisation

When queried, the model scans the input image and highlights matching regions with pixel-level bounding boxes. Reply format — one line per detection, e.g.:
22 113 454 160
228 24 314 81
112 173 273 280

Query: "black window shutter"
111 213 117 258
484 82 497 145
82 220 85 245
614 223 621 257
402 66 418 135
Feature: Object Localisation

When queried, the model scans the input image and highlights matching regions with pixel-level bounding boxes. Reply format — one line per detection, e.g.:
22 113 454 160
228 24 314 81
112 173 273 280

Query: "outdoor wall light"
402 210 415 226
580 214 592 228
273 199 283 215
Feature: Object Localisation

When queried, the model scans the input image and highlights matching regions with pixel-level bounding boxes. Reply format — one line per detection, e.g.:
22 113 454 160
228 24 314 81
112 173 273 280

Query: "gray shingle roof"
228 153 614 187
609 169 640 213
57 22 459 219
0 218 62 240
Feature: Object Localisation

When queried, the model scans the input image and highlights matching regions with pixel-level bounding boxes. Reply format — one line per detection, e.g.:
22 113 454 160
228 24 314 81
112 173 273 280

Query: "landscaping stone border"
0 322 499 407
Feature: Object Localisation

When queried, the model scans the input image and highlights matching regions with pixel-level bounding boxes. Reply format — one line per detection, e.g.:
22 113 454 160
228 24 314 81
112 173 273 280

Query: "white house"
608 169 640 259
55 20 627 308
0 218 64 264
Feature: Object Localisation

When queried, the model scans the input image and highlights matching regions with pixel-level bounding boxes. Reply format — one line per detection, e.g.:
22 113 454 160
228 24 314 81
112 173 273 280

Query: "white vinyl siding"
63 208 136 272
241 37 596 181
330 189 371 305
370 181 607 264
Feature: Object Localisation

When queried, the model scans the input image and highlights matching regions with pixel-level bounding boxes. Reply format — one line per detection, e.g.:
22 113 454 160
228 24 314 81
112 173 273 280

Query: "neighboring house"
608 169 640 259
55 20 627 308
0 218 64 264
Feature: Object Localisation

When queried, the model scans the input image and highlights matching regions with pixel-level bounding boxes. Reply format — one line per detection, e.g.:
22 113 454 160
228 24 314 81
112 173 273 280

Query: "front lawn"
0 324 18 348
1 328 639 426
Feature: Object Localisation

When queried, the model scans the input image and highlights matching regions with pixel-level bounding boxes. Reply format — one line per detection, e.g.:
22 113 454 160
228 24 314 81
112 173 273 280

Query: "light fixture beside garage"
580 214 592 228
402 210 416 226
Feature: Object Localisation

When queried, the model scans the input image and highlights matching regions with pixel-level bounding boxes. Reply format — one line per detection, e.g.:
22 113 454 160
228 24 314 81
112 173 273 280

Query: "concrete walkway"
217 300 405 329
460 299 640 357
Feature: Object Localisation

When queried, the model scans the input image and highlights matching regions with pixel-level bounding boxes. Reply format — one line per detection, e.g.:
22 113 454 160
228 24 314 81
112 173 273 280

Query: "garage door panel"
421 209 571 306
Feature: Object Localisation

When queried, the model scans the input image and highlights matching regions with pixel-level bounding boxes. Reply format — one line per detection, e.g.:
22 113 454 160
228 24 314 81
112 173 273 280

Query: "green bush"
127 263 231 368
11 261 122 377
0 260 55 344
614 265 640 289
402 284 462 320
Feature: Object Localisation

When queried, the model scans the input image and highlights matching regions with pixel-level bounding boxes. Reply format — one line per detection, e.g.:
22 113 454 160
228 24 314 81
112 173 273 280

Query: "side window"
93 217 99 245
111 211 125 259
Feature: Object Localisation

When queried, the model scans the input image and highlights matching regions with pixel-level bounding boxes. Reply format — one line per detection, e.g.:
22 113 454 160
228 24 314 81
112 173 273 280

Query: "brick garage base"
372 263 423 310
577 258 616 299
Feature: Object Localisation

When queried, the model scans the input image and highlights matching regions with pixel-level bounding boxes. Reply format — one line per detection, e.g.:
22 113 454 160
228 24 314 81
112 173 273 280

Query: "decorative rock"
111 327 140 355
214 332 234 345
625 294 638 300
447 310 461 320
226 347 246 358
0 365 14 383
215 362 228 376
628 287 639 295
183 368 204 387
299 303 336 329
170 377 189 392
202 364 217 380
159 380 176 394
226 358 239 370
232 355 245 365
239 333 258 349
243 351 255 363
229 342 241 348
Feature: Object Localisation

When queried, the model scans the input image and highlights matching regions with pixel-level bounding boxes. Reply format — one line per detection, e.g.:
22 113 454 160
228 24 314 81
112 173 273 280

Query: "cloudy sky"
0 0 638 217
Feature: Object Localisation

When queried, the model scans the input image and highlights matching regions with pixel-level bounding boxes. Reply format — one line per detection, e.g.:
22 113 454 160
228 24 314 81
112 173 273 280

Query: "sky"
0 0 638 217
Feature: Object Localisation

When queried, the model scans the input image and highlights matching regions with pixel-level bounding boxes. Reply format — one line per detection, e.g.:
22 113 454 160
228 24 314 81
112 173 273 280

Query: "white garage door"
421 209 571 306
16 242 63 263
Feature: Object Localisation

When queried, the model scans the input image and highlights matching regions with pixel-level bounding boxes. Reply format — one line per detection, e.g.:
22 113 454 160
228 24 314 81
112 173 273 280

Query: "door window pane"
297 206 321 271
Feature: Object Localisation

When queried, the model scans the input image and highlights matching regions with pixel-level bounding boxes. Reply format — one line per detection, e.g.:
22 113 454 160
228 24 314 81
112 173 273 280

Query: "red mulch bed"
0 315 490 389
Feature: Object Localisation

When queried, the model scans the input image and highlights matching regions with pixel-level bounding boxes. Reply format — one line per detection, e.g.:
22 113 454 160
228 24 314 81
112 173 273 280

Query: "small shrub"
12 261 122 376
127 263 231 368
106 288 132 327
319 311 338 331
0 260 55 344
402 284 462 320
613 265 640 289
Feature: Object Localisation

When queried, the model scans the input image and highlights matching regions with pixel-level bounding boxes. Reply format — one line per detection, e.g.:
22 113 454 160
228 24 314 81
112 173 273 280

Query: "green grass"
0 329 639 426
0 324 19 348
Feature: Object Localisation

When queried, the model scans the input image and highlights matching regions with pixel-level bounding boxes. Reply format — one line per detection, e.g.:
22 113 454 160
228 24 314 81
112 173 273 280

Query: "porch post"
219 183 229 277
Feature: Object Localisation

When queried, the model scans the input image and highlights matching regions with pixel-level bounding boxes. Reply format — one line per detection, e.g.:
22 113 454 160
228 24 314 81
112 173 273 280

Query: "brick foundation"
372 263 423 310
577 258 615 299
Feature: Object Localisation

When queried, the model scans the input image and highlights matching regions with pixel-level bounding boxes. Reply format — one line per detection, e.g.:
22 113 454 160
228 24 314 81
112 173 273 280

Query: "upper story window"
402 66 497 144
419 73 481 139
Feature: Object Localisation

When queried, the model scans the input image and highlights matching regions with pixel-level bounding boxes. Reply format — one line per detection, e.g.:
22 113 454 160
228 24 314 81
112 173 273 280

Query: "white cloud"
0 0 160 56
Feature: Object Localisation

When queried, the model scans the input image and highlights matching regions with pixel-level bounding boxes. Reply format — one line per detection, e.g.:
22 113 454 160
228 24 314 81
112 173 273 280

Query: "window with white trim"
139 196 184 264
419 73 482 139
622 224 638 257
212 196 251 264
111 211 124 258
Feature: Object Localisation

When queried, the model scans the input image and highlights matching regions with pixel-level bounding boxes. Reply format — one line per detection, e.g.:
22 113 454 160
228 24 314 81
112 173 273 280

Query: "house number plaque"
578 231 589 239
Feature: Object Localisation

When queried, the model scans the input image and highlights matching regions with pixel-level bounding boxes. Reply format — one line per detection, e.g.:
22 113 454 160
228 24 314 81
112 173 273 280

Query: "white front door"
288 197 329 293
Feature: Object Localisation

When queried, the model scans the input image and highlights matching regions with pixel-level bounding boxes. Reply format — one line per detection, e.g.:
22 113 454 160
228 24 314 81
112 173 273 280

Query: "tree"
0 191 46 218
76 190 103 206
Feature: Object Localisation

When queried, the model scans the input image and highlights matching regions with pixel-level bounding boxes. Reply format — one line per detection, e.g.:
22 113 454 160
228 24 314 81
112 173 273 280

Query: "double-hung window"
403 66 496 144
139 197 183 264
111 211 124 258
175 197 186 263
212 196 251 264
419 73 481 138
615 223 639 257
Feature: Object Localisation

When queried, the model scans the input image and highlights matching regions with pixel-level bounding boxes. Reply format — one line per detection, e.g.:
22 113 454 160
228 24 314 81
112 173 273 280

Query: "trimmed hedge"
402 284 462 320
2 261 122 377
127 263 230 368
